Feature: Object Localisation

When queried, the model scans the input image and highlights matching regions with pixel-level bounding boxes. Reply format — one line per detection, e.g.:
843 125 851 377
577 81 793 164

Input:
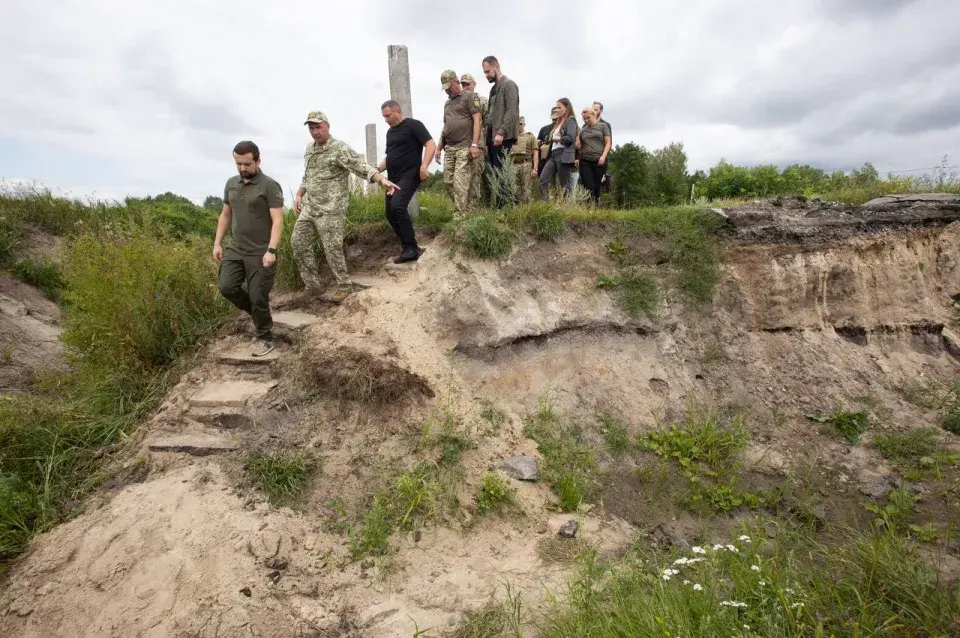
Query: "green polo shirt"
223 169 283 258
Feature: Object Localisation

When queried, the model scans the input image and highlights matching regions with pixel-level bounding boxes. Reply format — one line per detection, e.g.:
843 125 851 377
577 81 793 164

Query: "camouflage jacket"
299 138 376 213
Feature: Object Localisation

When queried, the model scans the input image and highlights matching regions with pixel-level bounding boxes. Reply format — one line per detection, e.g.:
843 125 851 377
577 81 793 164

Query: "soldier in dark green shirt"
213 140 284 357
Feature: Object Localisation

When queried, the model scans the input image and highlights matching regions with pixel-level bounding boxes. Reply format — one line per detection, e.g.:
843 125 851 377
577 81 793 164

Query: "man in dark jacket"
481 55 519 207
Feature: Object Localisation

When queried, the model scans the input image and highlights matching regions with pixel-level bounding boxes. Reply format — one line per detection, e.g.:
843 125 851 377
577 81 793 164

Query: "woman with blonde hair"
578 106 611 205
538 98 578 199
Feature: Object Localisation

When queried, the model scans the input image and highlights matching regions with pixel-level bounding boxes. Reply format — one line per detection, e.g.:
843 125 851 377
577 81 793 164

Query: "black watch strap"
266 247 277 254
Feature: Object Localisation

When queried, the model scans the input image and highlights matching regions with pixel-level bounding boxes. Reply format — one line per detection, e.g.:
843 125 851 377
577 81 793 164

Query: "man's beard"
239 169 255 178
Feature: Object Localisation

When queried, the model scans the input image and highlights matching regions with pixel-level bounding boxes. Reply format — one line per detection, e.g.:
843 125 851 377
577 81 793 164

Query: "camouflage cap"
304 110 329 125
440 70 458 90
519 116 525 124
460 73 476 84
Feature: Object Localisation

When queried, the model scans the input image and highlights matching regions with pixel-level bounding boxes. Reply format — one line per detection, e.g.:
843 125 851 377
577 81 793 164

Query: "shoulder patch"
472 94 480 108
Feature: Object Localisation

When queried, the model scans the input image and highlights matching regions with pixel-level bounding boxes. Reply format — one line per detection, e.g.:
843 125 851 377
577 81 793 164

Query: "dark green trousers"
218 255 276 339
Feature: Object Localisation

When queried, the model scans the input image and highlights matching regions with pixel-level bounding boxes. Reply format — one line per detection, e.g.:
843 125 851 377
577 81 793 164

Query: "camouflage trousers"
469 153 487 209
290 206 349 288
512 160 534 204
443 147 476 216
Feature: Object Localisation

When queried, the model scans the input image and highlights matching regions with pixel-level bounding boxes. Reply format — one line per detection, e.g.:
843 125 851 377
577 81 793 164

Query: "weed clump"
475 471 516 515
639 409 757 513
523 397 599 512
597 266 659 319
244 452 318 508
455 213 516 259
874 428 941 467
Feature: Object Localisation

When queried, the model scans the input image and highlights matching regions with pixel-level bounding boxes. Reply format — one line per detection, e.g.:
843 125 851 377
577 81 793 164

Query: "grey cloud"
817 0 921 20
121 39 256 139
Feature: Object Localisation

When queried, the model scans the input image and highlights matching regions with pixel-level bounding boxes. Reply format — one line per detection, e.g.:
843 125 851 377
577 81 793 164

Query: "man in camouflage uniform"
292 111 398 300
509 117 539 203
460 73 489 207
436 70 481 217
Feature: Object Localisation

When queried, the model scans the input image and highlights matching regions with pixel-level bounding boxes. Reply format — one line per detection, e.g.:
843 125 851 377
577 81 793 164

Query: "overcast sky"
1 0 958 203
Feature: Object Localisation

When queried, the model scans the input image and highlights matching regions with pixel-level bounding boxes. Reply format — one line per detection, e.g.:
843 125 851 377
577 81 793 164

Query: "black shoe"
393 247 422 264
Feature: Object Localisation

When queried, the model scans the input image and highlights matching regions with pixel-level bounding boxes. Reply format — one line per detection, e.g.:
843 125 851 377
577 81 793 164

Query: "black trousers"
218 255 276 339
579 159 606 204
384 171 421 250
486 132 516 208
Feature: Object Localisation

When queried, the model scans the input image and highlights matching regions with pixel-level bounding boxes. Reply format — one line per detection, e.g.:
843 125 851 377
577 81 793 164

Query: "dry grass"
295 345 434 405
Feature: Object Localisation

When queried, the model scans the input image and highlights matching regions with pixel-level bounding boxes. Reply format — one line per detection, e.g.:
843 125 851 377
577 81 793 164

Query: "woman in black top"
578 107 611 206
538 98 578 200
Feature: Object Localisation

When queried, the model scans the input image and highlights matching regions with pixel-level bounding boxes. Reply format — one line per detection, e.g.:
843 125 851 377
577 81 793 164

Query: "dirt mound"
295 343 434 405
0 273 64 394
2 204 959 637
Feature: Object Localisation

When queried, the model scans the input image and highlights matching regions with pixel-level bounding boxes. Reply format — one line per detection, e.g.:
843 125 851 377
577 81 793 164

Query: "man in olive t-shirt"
213 140 284 357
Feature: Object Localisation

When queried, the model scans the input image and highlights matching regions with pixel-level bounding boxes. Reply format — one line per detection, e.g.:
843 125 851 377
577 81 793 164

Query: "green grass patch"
451 213 517 259
806 409 870 444
349 459 460 558
874 428 942 467
475 471 517 516
598 266 659 319
10 256 66 302
599 412 630 457
523 397 599 512
244 452 318 508
638 408 761 514
539 525 960 637
444 589 524 638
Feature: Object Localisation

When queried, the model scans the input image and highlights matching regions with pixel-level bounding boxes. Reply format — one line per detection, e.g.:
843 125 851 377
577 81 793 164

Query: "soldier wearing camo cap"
435 70 482 217
509 116 539 203
460 73 489 207
292 110 398 302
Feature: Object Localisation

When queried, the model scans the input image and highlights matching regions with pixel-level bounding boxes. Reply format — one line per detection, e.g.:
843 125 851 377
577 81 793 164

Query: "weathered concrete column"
388 44 419 218
365 123 377 195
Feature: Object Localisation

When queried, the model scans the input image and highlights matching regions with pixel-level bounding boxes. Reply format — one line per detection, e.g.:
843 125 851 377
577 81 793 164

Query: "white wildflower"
791 602 804 610
785 588 795 594
738 535 752 543
693 583 703 591
712 544 725 551
750 565 760 572
759 581 767 586
726 544 739 553
673 557 689 566
692 546 706 554
743 626 751 631
686 558 706 565
662 568 679 580
683 580 691 585
720 600 747 608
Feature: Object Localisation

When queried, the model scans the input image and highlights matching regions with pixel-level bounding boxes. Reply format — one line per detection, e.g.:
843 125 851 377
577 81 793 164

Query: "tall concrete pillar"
388 44 418 218
365 123 377 195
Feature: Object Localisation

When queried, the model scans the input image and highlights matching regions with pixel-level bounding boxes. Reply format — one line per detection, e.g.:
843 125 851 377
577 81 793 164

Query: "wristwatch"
266 247 277 255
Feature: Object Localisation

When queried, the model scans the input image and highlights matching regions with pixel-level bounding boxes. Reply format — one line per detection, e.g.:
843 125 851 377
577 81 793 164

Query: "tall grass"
0 191 232 559
540 525 960 637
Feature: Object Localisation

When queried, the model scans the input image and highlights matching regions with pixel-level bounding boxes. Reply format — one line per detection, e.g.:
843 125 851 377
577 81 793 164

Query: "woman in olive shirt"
578 107 611 206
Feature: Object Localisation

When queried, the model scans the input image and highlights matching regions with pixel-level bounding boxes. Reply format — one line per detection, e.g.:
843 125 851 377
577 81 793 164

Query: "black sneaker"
393 247 423 264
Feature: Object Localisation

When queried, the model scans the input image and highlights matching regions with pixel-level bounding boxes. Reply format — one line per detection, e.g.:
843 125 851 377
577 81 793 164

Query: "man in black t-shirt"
378 100 436 263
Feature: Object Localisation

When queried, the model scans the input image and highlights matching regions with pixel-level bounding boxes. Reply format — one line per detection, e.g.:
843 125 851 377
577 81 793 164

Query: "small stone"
268 570 282 583
360 559 375 569
264 556 289 570
558 519 579 539
414 530 422 543
859 474 894 499
499 456 539 481
240 587 252 598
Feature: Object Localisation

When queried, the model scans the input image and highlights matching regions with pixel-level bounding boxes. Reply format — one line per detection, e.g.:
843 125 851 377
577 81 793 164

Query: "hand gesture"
380 178 400 196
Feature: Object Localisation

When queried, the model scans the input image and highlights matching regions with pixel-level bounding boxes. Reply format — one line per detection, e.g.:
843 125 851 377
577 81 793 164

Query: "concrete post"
365 123 377 195
388 44 418 218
